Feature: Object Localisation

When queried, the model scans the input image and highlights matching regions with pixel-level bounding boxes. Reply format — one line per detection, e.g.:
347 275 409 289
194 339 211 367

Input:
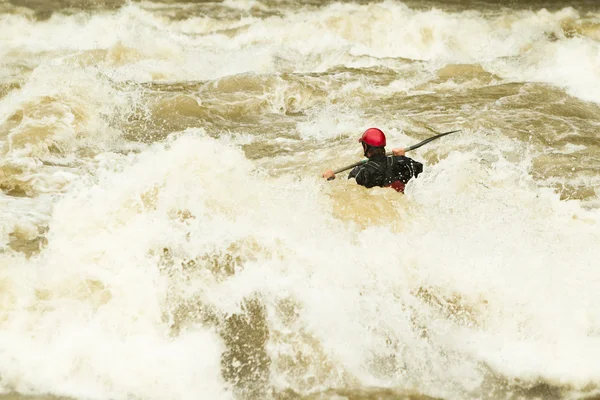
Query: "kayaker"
322 128 423 193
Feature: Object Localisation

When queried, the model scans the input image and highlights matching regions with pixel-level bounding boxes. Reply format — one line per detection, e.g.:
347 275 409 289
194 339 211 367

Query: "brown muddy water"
1 0 600 399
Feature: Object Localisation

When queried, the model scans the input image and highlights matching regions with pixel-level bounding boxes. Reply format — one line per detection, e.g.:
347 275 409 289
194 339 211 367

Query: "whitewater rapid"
1 1 600 399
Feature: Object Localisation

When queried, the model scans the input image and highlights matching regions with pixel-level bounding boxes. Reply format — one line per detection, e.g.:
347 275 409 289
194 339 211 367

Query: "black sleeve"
408 157 423 178
348 166 377 188
394 156 424 183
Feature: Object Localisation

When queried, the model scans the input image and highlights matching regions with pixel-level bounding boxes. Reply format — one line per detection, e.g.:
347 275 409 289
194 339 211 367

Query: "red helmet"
358 128 386 147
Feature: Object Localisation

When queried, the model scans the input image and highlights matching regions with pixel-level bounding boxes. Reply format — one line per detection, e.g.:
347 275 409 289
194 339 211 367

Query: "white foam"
2 3 600 103
1 2 600 398
1 131 599 399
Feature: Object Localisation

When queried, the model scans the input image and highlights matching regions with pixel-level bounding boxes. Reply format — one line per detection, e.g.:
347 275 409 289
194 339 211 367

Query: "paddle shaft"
331 129 460 175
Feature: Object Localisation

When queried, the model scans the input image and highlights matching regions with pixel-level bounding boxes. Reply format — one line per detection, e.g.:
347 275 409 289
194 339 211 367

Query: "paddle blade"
404 129 461 152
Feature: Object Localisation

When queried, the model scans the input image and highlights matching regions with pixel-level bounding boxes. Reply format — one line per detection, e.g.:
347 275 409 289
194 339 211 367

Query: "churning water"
1 0 600 399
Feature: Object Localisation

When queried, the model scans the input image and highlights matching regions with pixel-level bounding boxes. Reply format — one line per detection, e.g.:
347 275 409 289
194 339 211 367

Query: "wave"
1 132 599 399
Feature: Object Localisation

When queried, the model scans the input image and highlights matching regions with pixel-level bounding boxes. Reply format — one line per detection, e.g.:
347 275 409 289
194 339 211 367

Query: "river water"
1 0 600 399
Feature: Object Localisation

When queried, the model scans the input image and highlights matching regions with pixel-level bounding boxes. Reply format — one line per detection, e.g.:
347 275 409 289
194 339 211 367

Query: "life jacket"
363 156 407 193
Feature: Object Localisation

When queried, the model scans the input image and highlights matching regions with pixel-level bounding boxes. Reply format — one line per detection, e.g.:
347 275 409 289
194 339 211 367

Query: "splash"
1 1 600 399
1 131 599 399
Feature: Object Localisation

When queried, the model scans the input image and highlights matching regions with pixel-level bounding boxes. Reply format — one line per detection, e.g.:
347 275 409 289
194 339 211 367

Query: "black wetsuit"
348 155 423 192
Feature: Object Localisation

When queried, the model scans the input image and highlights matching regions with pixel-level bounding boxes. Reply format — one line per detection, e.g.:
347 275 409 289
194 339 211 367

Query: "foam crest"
488 35 600 103
405 133 600 384
1 131 599 399
1 2 600 399
2 2 600 105
0 57 133 197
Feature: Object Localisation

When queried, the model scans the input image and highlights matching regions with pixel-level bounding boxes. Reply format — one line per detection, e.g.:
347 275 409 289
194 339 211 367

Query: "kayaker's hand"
322 169 335 180
392 147 406 156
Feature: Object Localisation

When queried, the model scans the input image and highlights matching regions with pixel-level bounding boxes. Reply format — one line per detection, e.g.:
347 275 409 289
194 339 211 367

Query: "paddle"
328 129 461 179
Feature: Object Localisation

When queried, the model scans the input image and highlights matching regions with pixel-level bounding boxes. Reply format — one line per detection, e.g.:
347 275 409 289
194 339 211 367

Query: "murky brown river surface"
1 0 600 399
